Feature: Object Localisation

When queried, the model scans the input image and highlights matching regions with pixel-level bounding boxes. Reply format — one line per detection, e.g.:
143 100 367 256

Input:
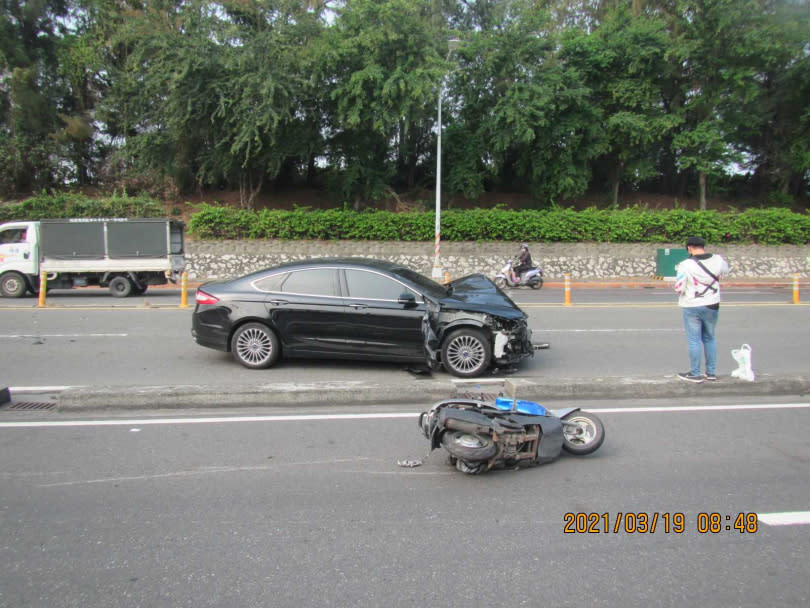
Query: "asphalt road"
0 396 808 607
0 286 807 389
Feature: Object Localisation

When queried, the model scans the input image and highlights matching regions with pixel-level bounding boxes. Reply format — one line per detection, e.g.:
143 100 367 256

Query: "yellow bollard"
37 270 47 308
180 271 189 308
564 273 571 306
793 273 800 305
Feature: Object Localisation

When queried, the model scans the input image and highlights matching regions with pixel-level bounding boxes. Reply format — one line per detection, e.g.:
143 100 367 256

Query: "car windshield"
390 267 448 299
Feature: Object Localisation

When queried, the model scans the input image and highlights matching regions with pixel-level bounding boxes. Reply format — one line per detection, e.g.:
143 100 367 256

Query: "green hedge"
0 192 165 222
4 196 808 244
187 203 810 245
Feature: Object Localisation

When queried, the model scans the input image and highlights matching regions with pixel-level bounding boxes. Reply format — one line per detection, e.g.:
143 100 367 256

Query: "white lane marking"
594 403 810 414
517 302 806 309
758 512 810 526
532 328 680 333
1 402 810 429
1 333 128 338
9 386 84 392
0 412 418 428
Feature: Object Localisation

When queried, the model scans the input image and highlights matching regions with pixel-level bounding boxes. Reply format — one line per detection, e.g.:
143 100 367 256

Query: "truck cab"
0 221 38 296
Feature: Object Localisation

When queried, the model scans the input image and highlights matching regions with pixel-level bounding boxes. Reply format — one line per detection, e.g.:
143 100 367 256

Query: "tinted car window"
345 269 417 301
390 267 447 298
253 272 289 293
282 268 339 297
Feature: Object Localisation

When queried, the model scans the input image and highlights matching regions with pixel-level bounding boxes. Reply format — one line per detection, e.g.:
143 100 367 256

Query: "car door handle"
348 303 367 310
267 299 289 306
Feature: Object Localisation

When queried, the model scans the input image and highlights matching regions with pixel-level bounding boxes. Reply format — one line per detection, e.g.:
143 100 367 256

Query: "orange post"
793 273 800 305
564 273 571 306
180 271 189 308
37 270 47 308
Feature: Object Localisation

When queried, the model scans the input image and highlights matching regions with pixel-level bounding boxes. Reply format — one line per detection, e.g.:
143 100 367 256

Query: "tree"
0 0 68 193
320 0 445 206
447 0 602 204
106 0 319 207
667 0 764 208
735 0 810 201
561 6 678 205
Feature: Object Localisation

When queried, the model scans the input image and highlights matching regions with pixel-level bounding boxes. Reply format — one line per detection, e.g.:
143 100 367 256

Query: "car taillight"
195 290 219 306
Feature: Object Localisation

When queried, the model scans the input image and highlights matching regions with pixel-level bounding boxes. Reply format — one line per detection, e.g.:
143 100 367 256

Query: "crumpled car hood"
437 274 526 320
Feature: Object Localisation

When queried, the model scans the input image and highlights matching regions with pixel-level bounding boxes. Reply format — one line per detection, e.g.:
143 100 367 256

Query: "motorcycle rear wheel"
561 411 605 455
441 431 497 462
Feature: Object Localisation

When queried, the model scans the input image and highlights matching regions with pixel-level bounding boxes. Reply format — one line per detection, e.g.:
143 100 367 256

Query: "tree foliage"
0 0 808 207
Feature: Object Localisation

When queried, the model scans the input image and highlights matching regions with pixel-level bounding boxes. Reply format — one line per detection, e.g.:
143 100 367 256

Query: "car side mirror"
398 292 417 307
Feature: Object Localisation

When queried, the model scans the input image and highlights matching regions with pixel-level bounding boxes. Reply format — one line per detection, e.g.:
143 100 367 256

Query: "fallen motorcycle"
418 397 605 474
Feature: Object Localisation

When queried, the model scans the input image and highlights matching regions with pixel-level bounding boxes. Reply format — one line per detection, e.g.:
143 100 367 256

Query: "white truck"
0 218 185 298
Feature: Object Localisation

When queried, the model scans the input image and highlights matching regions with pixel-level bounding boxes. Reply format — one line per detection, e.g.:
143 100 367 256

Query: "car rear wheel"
441 328 491 378
231 322 280 369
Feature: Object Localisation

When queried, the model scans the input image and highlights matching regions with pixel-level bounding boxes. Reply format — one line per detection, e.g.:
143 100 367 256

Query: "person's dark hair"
686 237 706 248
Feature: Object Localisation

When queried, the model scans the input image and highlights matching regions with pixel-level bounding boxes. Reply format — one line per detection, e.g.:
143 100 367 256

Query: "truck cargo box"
39 218 184 259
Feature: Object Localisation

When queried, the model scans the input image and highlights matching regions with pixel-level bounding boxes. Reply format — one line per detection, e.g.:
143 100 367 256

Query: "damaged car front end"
422 273 538 377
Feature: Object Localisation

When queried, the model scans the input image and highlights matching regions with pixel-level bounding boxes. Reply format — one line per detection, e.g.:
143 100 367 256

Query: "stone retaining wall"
184 240 810 281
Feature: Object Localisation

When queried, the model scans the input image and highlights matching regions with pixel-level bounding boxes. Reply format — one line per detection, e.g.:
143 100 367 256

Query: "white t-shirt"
674 254 730 308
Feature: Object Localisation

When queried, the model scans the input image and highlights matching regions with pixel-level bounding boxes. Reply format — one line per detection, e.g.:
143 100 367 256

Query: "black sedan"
191 258 535 378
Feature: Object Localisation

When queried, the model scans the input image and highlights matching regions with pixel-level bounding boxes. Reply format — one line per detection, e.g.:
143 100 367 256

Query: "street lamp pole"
432 38 460 282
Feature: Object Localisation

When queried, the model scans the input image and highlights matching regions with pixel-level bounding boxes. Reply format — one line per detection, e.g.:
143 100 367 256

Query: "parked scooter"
494 259 544 290
418 397 605 474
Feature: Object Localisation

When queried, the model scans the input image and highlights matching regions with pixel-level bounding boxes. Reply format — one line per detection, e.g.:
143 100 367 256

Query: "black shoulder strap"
692 258 719 296
694 259 720 284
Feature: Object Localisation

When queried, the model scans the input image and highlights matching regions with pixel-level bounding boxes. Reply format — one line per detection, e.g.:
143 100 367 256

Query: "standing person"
673 236 730 383
511 243 533 283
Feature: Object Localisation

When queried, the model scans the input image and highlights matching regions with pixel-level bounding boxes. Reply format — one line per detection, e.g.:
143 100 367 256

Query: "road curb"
52 374 810 412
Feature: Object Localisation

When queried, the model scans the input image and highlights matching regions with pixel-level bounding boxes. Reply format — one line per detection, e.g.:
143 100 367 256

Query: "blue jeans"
682 306 719 376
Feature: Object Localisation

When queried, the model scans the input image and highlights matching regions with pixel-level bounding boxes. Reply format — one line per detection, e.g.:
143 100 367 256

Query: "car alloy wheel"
231 322 280 369
441 328 491 378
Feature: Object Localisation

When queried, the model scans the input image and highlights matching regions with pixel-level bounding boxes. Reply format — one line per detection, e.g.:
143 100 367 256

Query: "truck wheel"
109 276 133 298
1 272 28 298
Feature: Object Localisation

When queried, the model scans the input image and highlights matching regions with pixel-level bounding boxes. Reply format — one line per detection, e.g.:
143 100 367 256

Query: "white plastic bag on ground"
730 344 755 382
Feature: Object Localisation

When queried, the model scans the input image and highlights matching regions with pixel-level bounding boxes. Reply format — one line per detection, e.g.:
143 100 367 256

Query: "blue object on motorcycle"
494 396 547 416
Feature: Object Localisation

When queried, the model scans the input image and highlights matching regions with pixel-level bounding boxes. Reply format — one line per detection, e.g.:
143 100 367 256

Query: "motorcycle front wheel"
561 411 605 455
494 276 507 289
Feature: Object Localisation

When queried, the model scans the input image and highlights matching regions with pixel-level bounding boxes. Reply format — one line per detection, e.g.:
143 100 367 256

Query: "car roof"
262 257 408 273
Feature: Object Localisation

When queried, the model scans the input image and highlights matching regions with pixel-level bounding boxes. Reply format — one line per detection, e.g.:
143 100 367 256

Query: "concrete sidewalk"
35 372 810 412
